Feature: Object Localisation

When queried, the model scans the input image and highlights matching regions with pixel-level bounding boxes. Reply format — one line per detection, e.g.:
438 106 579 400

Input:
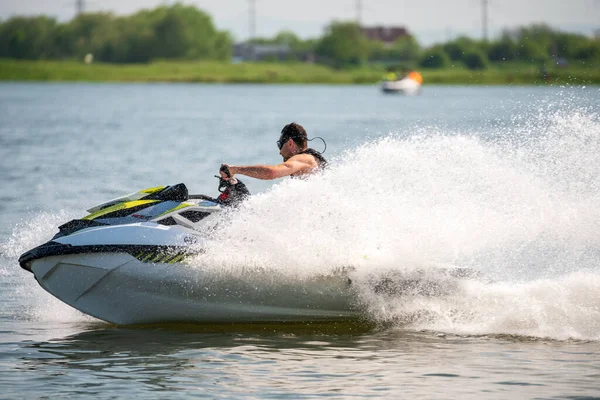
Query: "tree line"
420 24 599 70
0 4 231 63
275 22 599 69
0 4 598 69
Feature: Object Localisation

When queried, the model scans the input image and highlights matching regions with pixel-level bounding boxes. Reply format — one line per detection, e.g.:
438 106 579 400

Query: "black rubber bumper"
18 241 72 272
18 241 194 272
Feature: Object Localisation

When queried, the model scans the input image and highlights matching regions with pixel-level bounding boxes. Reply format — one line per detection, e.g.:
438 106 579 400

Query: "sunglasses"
276 137 291 150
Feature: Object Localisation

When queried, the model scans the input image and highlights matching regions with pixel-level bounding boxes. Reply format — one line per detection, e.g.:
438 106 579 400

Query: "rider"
220 122 327 181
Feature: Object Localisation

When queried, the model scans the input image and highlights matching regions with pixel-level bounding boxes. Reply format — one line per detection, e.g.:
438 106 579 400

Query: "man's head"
277 122 308 160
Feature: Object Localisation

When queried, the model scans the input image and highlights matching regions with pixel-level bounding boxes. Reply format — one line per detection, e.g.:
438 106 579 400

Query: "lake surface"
1 83 599 398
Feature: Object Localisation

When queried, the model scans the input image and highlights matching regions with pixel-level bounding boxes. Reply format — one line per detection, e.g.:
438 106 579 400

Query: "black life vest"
299 148 327 170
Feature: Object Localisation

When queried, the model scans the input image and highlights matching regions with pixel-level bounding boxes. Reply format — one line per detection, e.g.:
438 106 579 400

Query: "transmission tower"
249 0 256 41
356 0 362 25
482 0 488 41
76 0 84 15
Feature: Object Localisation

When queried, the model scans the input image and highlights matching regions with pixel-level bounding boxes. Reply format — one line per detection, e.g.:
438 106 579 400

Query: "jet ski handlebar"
214 174 250 206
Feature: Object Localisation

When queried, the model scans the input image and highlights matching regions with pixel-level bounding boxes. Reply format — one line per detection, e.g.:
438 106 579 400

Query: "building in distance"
361 26 411 46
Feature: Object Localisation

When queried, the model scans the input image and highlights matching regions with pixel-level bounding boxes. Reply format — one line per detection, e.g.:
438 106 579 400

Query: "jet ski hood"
18 181 249 271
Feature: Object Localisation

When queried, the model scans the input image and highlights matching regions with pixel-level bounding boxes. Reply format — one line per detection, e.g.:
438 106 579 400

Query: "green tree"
388 36 421 61
574 41 600 62
137 4 231 61
60 13 116 59
39 4 233 63
487 35 518 62
0 16 58 59
419 47 450 68
516 24 554 53
553 32 593 60
368 36 420 63
96 17 155 63
249 31 307 52
493 24 595 63
316 21 370 68
516 39 548 62
463 50 489 70
273 31 301 46
443 36 480 63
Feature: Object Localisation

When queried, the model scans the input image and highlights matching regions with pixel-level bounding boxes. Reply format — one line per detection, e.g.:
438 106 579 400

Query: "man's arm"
225 155 316 180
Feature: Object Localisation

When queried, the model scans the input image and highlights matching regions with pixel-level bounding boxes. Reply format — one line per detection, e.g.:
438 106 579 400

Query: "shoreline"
1 59 598 85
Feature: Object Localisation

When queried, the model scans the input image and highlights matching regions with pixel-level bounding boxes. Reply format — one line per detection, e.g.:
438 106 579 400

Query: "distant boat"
380 71 423 95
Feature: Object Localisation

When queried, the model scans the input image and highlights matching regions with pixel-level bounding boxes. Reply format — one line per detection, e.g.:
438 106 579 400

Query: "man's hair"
280 122 307 148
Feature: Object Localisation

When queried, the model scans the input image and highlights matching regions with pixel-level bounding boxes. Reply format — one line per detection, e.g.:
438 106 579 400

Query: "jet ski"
19 168 483 326
380 71 423 95
18 176 360 325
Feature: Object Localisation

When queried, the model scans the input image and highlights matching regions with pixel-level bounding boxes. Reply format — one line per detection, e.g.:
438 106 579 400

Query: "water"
1 82 599 398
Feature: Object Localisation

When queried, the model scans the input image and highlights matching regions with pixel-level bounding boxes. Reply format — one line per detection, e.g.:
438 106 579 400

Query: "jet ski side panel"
31 253 132 304
53 223 197 247
19 223 198 272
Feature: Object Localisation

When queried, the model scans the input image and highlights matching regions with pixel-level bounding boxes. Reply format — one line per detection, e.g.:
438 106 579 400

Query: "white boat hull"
380 78 421 95
29 253 359 325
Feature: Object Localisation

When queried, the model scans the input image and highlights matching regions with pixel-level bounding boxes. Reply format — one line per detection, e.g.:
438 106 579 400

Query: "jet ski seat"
142 183 189 202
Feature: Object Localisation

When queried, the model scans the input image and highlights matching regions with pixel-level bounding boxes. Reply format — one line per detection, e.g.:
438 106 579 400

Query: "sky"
0 0 598 45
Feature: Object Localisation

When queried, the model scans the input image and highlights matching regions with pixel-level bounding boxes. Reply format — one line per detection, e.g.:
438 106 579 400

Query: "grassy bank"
0 59 598 85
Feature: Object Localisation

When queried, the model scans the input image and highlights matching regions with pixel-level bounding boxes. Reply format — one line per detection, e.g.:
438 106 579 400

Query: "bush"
487 38 518 62
464 50 489 70
443 36 479 62
419 48 450 68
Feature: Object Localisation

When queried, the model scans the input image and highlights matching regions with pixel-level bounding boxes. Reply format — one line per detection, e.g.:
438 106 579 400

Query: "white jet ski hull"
28 252 358 325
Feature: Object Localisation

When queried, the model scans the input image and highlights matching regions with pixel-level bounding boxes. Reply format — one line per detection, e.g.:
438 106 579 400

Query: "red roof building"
361 26 410 45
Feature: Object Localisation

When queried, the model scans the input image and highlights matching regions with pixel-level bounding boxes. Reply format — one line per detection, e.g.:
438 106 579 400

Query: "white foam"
0 211 74 259
1 210 92 323
358 272 600 341
191 106 600 339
